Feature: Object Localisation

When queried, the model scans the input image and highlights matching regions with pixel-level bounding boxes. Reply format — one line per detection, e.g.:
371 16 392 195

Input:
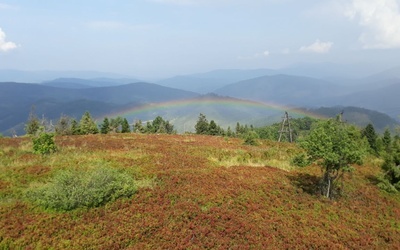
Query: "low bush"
27 166 137 211
291 153 310 167
243 131 259 146
32 133 57 154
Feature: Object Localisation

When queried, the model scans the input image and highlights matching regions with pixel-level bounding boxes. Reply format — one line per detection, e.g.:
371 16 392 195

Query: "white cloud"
0 28 17 52
345 0 400 49
299 39 333 53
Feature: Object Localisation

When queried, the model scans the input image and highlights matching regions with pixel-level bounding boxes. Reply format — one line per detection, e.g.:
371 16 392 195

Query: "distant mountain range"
0 63 399 136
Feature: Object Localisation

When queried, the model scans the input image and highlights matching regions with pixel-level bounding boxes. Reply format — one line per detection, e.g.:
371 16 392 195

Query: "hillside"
310 106 399 133
42 77 141 89
213 74 343 107
0 82 198 135
1 134 399 249
336 82 400 119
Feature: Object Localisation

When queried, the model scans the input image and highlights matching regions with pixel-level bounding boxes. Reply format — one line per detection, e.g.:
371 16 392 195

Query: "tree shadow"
287 173 321 196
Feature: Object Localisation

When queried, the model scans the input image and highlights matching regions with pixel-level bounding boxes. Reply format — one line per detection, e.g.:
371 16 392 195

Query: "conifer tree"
121 118 131 133
362 123 378 154
25 107 40 135
100 117 110 134
79 111 98 135
383 128 392 153
195 113 209 134
71 119 80 135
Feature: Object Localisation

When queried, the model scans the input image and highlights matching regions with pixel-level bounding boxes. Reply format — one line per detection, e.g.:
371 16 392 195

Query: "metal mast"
278 111 293 143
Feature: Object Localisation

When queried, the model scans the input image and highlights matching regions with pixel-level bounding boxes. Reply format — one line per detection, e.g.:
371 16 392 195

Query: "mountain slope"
42 77 141 89
335 82 400 119
157 69 278 93
0 82 198 135
213 74 341 107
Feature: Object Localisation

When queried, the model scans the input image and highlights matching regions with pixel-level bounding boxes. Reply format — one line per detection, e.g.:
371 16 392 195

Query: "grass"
0 133 399 249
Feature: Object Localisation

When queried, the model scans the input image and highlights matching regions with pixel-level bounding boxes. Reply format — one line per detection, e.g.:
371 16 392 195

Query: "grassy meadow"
0 133 399 249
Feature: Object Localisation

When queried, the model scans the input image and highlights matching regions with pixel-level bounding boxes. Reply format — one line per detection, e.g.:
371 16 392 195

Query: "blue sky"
0 0 400 78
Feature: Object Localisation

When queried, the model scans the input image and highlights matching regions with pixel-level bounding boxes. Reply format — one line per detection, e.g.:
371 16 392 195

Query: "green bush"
32 133 57 154
27 166 137 211
291 153 310 167
243 131 259 146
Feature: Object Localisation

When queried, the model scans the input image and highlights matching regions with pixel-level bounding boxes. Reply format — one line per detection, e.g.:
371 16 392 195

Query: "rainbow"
102 96 325 121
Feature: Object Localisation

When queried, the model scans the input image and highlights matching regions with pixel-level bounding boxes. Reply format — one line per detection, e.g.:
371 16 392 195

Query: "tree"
55 114 73 136
133 120 145 133
195 113 209 135
25 107 40 135
209 120 219 135
100 117 110 134
300 119 366 198
362 123 378 154
383 128 392 153
110 116 123 133
71 119 80 135
79 111 98 135
121 118 131 133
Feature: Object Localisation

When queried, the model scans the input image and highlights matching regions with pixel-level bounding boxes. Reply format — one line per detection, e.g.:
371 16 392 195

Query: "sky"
0 0 400 78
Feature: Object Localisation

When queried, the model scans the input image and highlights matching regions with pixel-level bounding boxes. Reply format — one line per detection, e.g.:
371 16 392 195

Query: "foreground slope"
1 134 399 249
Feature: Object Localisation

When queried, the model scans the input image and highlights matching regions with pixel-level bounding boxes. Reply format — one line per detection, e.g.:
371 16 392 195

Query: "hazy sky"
0 0 400 78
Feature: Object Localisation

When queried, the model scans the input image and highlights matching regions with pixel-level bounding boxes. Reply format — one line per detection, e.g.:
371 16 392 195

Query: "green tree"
121 118 131 133
300 119 366 198
100 117 111 134
243 130 259 146
195 113 209 135
382 128 392 153
79 111 98 135
25 107 40 135
133 120 145 133
362 123 378 154
110 116 123 133
71 119 80 135
209 120 219 135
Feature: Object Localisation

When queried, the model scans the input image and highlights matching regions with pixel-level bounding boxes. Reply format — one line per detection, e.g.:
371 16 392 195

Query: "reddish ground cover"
0 134 399 249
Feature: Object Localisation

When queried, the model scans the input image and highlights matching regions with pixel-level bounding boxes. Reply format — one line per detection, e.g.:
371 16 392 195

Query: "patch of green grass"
26 166 138 211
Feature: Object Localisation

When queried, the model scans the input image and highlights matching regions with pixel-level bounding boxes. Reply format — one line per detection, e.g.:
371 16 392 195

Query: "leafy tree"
79 111 98 135
25 107 41 135
300 119 366 198
121 118 131 133
100 117 111 134
195 113 209 135
362 123 378 154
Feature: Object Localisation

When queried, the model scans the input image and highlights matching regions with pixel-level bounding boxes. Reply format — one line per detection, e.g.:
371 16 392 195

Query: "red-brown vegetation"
0 134 399 249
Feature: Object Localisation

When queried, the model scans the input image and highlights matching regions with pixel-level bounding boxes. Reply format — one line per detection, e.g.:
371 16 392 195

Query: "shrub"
27 166 137 211
32 133 57 154
291 153 310 167
243 131 259 146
